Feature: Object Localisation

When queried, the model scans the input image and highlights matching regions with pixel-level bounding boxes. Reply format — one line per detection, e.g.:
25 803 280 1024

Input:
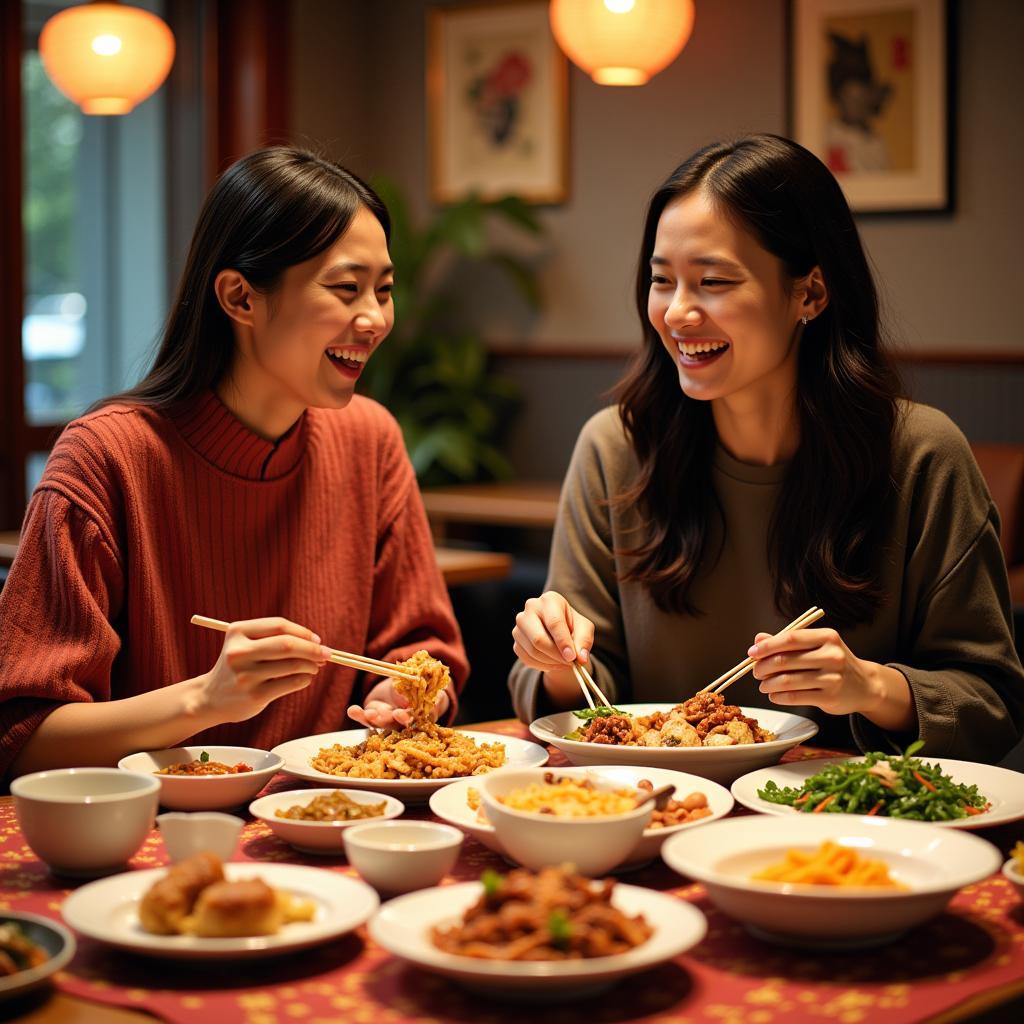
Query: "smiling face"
647 191 807 415
222 205 394 437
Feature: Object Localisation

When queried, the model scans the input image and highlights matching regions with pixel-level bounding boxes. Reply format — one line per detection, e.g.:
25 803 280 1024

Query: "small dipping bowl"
156 812 244 863
11 768 160 877
343 820 463 894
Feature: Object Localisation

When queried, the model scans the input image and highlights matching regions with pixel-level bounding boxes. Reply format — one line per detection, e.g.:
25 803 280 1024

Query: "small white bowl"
1003 856 1024 900
478 767 652 876
156 812 244 863
249 789 404 855
661 815 1002 949
118 745 282 811
11 768 160 877
343 820 462 894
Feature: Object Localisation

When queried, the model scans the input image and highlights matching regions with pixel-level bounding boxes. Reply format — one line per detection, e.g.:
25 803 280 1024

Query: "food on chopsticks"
756 742 990 821
274 789 388 821
138 852 314 937
432 864 652 960
313 650 506 780
565 692 775 748
0 922 49 976
466 778 712 827
156 751 253 776
751 840 907 889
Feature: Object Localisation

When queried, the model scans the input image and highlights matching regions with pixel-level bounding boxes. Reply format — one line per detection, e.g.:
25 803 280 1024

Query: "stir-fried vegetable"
757 741 989 821
564 705 629 740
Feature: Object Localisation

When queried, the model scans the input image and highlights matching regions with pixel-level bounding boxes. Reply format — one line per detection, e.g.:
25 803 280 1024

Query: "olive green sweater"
508 402 1024 761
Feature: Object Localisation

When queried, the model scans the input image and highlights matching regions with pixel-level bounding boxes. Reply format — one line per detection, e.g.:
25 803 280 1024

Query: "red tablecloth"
2 729 1022 1024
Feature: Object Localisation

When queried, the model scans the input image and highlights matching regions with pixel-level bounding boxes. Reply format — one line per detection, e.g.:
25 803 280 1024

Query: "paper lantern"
549 0 695 86
39 1 175 115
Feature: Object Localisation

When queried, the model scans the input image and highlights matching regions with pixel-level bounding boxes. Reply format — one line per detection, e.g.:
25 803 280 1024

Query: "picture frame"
427 0 569 204
789 0 952 213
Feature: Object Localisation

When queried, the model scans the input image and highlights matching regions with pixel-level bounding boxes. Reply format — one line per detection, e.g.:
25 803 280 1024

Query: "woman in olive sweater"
509 134 1023 760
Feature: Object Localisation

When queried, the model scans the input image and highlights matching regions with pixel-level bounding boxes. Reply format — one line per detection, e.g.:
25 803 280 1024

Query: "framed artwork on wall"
427 0 569 204
789 0 952 213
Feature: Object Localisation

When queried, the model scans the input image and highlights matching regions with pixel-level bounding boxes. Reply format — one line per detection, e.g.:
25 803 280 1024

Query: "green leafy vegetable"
571 706 628 721
199 751 210 763
756 743 988 821
547 909 572 948
481 869 503 898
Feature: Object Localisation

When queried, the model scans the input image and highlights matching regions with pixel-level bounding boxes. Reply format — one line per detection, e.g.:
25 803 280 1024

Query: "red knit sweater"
0 392 467 777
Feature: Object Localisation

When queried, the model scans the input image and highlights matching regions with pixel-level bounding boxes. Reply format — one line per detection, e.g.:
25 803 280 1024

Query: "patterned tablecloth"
1 724 1023 1024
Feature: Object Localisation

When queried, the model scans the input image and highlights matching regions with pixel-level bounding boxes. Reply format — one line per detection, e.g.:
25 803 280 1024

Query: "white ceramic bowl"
0 911 77 1002
1003 856 1024 900
478 767 653 877
156 812 244 863
661 815 1002 949
11 768 160 876
529 704 818 785
118 745 282 811
430 765 733 870
249 788 404 855
343 820 463 894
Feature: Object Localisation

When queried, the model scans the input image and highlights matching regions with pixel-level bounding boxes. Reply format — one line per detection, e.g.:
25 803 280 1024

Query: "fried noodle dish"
432 864 652 960
566 691 775 748
312 650 506 780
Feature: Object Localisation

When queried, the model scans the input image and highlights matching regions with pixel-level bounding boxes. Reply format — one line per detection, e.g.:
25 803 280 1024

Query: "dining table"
1 720 1023 1024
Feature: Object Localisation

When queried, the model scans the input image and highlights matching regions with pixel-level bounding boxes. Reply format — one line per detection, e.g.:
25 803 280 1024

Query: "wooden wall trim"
0 0 26 528
487 343 1024 366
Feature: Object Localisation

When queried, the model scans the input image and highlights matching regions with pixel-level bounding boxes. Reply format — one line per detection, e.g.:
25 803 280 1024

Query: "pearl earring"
800 316 809 326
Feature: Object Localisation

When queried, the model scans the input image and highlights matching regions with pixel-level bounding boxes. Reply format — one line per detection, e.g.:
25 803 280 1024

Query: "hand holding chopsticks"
190 615 419 683
571 660 615 710
698 606 825 697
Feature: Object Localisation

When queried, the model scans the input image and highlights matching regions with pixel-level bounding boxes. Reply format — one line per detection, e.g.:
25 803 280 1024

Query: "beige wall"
291 0 1024 353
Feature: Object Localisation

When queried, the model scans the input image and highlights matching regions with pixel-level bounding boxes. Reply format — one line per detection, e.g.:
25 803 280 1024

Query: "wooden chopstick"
573 659 615 709
697 606 825 697
189 615 420 682
571 663 596 710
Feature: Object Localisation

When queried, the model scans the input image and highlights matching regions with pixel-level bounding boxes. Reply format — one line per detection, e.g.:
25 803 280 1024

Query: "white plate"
529 704 818 784
271 730 548 800
118 746 283 811
61 862 379 959
429 764 733 869
0 911 77 1002
368 880 706 999
660 815 1001 949
731 756 1024 830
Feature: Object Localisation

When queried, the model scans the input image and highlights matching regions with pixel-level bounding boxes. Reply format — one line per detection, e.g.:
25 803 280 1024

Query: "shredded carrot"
912 770 937 793
794 793 811 805
963 805 985 815
867 801 884 816
813 794 836 813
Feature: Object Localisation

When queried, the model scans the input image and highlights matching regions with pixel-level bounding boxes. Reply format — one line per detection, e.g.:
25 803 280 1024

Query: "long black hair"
97 147 390 410
615 133 902 627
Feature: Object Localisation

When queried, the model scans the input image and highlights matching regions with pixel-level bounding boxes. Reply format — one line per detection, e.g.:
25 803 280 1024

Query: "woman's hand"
512 591 595 671
193 617 330 722
749 627 914 730
347 680 451 731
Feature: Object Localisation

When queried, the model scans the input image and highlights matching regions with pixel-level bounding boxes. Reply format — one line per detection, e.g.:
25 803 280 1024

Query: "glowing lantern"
549 0 695 86
39 1 175 115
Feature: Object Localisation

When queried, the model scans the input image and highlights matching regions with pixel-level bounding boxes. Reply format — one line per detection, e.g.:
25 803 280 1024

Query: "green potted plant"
358 178 544 487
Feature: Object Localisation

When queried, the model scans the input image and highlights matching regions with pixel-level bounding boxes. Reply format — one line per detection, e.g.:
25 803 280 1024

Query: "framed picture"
789 0 952 213
427 1 569 204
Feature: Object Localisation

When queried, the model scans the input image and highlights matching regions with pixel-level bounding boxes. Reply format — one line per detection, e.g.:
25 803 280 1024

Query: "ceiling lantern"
39 1 175 115
549 0 695 86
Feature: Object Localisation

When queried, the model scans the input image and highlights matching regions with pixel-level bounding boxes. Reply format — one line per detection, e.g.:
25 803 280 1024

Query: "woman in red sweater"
0 148 467 778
